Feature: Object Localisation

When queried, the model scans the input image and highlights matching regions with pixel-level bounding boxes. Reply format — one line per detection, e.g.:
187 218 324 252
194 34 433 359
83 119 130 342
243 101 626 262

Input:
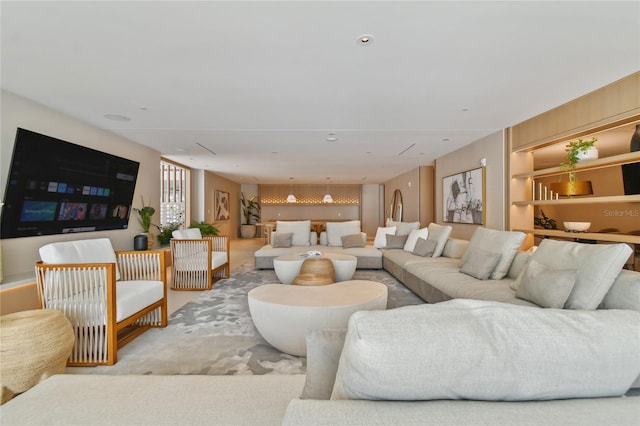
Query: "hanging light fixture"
286 178 297 203
322 177 333 203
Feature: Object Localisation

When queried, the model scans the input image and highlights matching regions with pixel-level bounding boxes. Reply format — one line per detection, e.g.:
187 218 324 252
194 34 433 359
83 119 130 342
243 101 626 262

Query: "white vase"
576 146 598 161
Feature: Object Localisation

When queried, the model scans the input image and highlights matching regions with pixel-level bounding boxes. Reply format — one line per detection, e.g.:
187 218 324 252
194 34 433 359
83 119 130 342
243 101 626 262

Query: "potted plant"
189 221 219 236
240 192 260 238
559 137 598 196
133 196 156 249
157 223 181 246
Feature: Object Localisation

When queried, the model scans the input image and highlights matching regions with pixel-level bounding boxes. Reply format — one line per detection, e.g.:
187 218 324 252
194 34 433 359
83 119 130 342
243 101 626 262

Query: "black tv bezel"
1 128 140 239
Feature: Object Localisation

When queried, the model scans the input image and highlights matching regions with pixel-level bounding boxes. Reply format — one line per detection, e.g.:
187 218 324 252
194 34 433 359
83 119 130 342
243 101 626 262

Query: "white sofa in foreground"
3 299 639 425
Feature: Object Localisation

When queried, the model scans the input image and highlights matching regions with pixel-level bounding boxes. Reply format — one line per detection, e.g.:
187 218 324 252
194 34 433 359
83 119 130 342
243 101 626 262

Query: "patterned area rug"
68 262 424 376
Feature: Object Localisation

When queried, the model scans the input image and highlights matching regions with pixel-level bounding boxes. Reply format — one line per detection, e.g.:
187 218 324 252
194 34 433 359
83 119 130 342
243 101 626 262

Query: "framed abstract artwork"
215 190 230 221
443 167 485 225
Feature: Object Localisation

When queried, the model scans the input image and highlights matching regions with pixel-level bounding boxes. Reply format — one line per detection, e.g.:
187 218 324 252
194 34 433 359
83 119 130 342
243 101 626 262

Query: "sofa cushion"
300 328 347 400
515 259 576 309
341 234 364 249
403 227 429 252
326 221 361 247
599 270 640 312
276 220 311 246
115 280 164 322
272 233 293 248
412 238 437 257
459 227 525 280
514 239 632 310
387 220 420 236
39 238 121 281
172 228 202 239
426 223 452 257
459 247 502 280
385 234 408 250
330 299 640 401
373 226 396 249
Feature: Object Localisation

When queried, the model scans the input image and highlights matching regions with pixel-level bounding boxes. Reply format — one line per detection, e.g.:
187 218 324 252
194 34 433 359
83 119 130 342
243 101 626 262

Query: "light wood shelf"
514 228 640 244
512 151 640 180
512 194 640 206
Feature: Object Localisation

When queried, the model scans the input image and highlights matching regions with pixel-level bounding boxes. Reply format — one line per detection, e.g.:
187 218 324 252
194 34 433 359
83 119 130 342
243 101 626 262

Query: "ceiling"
1 1 638 184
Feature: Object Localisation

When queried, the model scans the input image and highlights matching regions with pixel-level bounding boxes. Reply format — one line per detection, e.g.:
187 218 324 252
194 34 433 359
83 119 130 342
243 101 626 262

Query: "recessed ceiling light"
103 113 131 122
139 106 147 111
326 133 338 142
175 148 189 152
442 138 450 142
461 108 470 112
357 34 373 46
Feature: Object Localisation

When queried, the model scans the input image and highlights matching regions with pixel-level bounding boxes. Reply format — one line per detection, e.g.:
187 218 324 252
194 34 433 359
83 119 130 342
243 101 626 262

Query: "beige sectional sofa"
382 225 640 312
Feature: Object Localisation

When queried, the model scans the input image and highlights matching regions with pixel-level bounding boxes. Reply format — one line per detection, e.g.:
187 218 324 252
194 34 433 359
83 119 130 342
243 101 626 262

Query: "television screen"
1 128 140 239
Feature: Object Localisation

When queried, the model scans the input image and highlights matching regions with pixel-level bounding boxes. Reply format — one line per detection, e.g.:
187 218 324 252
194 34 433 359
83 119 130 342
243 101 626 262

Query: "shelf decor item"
550 137 597 197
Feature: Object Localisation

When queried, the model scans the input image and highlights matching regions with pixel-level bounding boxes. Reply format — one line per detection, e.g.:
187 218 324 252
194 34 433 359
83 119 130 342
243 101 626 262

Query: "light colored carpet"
68 242 424 376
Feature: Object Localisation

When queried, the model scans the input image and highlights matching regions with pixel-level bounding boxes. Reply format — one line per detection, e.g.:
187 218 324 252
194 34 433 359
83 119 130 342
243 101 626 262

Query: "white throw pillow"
387 220 420 236
403 227 429 252
515 259 576 309
326 221 361 247
426 223 452 257
373 226 396 248
276 220 311 246
459 227 526 280
331 299 640 401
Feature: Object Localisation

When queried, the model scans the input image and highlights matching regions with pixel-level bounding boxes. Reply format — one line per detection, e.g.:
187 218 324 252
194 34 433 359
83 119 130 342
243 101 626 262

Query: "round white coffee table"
248 280 388 356
273 253 357 284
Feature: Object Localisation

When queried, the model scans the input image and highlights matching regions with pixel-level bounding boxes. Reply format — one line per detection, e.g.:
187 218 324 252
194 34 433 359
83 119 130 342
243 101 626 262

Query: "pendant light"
322 177 333 203
286 178 297 203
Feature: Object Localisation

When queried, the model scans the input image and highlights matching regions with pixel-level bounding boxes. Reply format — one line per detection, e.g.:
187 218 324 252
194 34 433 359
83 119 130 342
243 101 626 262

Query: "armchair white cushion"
37 238 167 366
172 228 202 239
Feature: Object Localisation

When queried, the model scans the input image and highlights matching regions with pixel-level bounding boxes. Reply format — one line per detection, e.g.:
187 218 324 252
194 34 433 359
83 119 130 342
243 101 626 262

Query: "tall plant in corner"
133 196 156 249
240 192 261 238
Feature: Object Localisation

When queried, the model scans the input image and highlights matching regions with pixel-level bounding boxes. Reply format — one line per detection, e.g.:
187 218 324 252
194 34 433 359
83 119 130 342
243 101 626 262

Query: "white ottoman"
273 254 306 284
248 280 388 356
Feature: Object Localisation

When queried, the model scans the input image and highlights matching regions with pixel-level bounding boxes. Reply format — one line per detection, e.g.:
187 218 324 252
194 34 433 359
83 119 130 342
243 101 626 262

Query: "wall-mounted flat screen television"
1 128 140 239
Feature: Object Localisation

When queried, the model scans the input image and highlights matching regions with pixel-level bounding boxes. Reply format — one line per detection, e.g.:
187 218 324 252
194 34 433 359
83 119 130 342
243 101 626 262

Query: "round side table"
0 309 75 404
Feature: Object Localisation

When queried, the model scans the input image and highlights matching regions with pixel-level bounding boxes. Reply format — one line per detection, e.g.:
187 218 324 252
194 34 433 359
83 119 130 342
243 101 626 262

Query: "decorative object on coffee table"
293 273 334 286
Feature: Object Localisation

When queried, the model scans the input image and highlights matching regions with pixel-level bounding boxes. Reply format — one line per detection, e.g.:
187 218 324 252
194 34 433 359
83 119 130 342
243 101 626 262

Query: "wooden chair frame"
35 250 167 366
170 235 230 290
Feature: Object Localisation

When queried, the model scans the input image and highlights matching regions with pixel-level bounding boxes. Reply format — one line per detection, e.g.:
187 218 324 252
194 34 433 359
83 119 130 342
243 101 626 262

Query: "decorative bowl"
563 222 591 232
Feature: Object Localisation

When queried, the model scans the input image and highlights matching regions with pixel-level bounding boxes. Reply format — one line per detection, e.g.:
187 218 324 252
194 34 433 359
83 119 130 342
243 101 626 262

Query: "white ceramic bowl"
563 222 591 232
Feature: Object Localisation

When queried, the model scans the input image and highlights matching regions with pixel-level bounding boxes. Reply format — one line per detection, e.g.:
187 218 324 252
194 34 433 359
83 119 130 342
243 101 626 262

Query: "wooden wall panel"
512 72 640 151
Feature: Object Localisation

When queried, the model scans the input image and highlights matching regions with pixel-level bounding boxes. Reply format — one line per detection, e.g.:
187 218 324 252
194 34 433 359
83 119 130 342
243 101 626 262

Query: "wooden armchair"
170 228 230 290
35 238 167 366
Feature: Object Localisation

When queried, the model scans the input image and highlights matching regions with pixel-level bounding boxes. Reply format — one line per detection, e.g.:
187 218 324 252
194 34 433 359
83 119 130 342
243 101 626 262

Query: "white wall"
435 130 507 240
1 90 162 284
